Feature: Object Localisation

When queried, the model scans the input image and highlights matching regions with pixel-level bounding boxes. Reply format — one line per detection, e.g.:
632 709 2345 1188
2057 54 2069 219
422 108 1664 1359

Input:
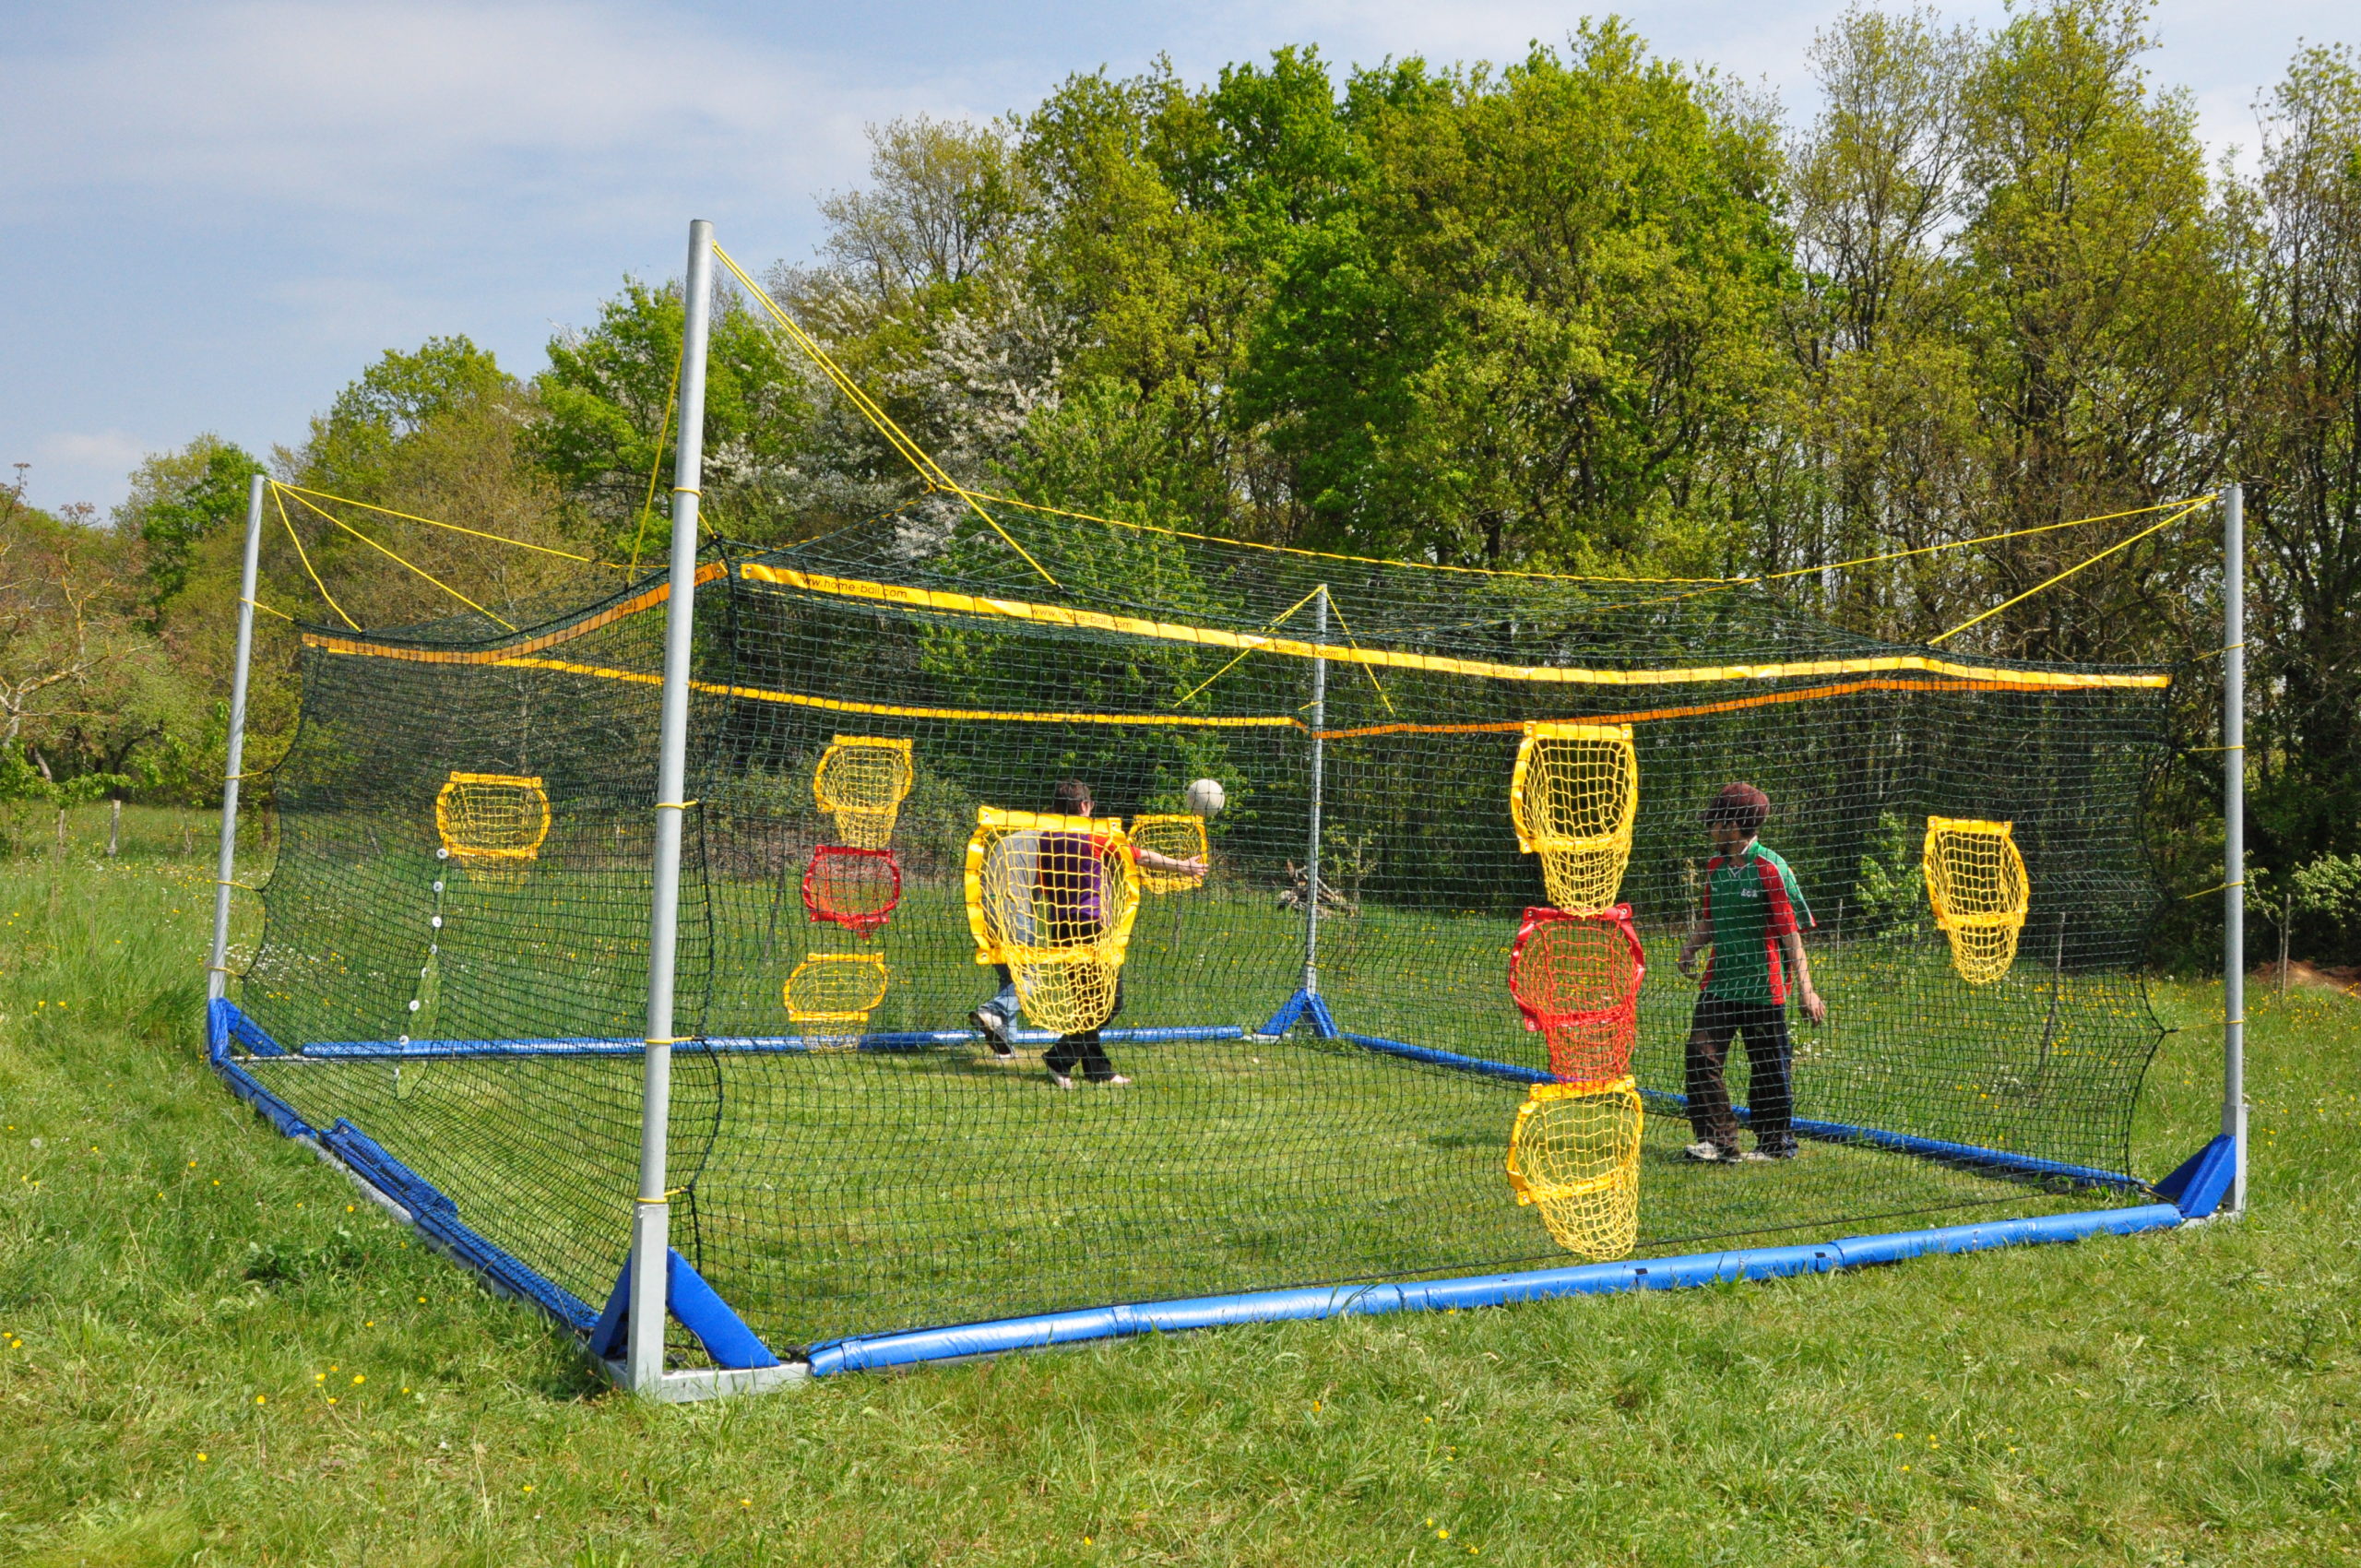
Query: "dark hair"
1701 781 1770 836
1053 779 1094 815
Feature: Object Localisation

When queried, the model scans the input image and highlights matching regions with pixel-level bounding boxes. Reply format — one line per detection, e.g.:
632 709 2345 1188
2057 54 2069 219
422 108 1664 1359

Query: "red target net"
1508 904 1644 1085
801 845 902 938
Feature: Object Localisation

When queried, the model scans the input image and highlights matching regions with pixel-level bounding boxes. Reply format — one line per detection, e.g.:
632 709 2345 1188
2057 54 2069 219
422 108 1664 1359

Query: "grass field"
3 808 2357 1564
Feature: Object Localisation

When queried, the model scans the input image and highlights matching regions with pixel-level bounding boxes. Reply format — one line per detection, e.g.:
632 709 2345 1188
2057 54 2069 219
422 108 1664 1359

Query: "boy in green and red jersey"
1673 782 1827 1162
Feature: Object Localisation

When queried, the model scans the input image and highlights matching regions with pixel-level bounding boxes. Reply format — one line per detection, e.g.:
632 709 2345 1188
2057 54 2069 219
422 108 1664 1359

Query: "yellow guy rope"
1929 496 2213 645
272 484 358 629
271 482 600 565
628 348 683 575
707 242 1061 588
1173 584 1327 707
243 596 296 623
275 485 517 632
1322 593 1398 718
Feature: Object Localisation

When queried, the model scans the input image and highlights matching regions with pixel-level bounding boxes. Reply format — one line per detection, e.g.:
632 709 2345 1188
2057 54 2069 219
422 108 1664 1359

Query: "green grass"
5 817 2358 1563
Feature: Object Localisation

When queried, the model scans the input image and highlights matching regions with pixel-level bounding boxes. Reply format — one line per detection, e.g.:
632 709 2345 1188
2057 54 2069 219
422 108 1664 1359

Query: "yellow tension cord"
273 485 359 629
1172 584 1329 707
242 595 296 623
272 482 601 564
1929 498 2211 646
277 486 517 632
1322 593 1398 718
708 242 1061 588
628 350 683 575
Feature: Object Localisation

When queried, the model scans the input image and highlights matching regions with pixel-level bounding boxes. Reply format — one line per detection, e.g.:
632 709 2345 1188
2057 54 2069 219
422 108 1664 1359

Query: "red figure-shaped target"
1509 904 1644 1084
802 845 902 938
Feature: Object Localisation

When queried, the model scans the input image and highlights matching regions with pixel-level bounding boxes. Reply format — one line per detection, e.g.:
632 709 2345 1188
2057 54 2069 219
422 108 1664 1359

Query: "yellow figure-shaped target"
1128 814 1208 893
1506 1076 1643 1260
785 953 889 1051
813 736 914 849
1509 722 1638 914
1923 816 2030 985
435 772 552 872
964 808 1141 1035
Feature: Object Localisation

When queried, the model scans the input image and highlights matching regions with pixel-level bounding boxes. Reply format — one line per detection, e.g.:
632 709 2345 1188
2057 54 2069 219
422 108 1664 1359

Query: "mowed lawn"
2 808 2356 1565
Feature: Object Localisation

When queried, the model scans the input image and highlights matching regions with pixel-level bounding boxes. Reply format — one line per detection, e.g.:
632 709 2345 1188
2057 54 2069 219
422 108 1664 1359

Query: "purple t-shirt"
1038 829 1112 932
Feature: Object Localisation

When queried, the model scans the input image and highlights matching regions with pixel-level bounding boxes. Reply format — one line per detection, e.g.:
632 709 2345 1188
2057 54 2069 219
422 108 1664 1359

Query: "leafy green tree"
115 436 267 604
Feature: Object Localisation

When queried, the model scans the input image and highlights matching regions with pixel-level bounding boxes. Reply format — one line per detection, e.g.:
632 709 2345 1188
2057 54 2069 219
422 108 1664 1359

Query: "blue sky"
3 0 2348 514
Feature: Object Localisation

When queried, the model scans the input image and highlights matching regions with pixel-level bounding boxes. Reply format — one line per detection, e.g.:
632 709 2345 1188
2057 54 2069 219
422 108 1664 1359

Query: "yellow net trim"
1509 723 1638 914
1506 1077 1643 1260
962 807 1142 1034
785 953 890 1051
813 736 915 849
1923 816 2030 985
1128 814 1209 894
434 772 551 866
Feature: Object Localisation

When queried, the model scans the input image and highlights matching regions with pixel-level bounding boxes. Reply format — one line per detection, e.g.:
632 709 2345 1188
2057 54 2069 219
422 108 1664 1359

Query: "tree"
2239 44 2361 956
115 436 267 604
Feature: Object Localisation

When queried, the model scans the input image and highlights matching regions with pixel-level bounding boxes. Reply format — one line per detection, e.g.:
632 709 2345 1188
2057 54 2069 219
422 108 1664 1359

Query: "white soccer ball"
1184 778 1227 817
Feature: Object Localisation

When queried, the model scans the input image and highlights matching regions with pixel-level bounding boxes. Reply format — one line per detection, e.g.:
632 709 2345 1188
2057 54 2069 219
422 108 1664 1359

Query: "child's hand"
1799 988 1827 1026
1675 948 1702 981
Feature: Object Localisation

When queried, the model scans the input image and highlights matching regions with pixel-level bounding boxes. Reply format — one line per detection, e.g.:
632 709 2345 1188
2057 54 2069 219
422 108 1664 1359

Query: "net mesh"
1506 1078 1645 1260
1924 817 2032 985
222 496 2173 1355
1129 814 1210 894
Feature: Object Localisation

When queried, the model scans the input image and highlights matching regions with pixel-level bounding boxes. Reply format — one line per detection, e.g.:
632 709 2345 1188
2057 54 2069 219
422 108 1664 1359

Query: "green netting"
226 499 2171 1355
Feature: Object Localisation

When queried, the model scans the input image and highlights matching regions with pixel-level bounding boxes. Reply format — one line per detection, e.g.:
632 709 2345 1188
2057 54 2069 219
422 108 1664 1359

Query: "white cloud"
40 429 150 470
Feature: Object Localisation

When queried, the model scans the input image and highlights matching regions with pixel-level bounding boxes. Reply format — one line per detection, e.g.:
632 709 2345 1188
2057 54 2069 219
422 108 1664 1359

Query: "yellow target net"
963 808 1142 1034
1923 816 2030 985
784 953 890 1051
1505 1076 1643 1260
813 736 914 849
433 772 551 871
1509 722 1638 914
1127 814 1208 893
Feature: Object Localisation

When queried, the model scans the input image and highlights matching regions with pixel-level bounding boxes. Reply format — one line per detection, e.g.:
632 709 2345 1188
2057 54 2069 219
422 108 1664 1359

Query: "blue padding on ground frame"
2155 1134 2237 1218
590 1250 780 1370
1257 988 1339 1039
805 1202 2185 1374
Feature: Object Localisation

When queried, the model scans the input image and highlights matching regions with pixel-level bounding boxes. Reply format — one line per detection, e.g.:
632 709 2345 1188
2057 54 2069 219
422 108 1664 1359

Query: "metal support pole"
208 474 267 1004
2222 481 2247 1218
628 219 714 1393
1301 586 1329 993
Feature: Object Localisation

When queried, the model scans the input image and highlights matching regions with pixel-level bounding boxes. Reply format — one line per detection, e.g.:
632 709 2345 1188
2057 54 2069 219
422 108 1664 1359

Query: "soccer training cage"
204 223 2248 1400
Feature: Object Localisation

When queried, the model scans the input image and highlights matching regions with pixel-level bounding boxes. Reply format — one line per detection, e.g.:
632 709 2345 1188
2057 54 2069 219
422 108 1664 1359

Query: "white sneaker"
1683 1141 1734 1163
1095 1075 1133 1088
969 1007 1015 1059
1047 1071 1075 1089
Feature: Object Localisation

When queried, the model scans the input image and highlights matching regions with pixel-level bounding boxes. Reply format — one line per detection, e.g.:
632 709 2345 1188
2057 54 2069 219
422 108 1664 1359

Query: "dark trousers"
992 964 1123 1081
1685 994 1795 1152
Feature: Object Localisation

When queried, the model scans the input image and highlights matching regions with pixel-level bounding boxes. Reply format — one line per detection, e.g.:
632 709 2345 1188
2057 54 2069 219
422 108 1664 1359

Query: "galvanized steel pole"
628 219 714 1392
207 474 267 1004
2222 481 2247 1218
1301 586 1328 995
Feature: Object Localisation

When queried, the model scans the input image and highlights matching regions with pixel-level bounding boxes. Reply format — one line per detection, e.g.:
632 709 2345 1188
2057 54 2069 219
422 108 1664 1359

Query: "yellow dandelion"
197 1453 208 1462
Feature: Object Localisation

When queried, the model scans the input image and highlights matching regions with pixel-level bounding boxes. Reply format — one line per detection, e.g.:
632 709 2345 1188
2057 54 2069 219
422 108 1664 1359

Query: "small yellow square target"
813 737 914 849
1128 814 1208 893
434 772 551 869
1509 722 1637 914
1923 816 2030 985
785 953 890 1051
1506 1076 1643 1260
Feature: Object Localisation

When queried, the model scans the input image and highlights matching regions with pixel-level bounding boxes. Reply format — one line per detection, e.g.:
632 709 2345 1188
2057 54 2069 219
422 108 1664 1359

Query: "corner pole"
2221 481 2247 1218
1301 586 1329 994
207 474 267 1004
628 219 715 1393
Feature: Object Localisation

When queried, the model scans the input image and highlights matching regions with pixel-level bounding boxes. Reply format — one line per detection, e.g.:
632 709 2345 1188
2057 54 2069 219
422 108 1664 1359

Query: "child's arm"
1134 847 1206 877
1675 909 1712 980
1782 930 1826 1024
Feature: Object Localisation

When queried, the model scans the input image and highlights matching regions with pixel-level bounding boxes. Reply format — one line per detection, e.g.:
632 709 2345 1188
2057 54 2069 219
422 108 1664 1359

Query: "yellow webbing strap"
738 563 2173 691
